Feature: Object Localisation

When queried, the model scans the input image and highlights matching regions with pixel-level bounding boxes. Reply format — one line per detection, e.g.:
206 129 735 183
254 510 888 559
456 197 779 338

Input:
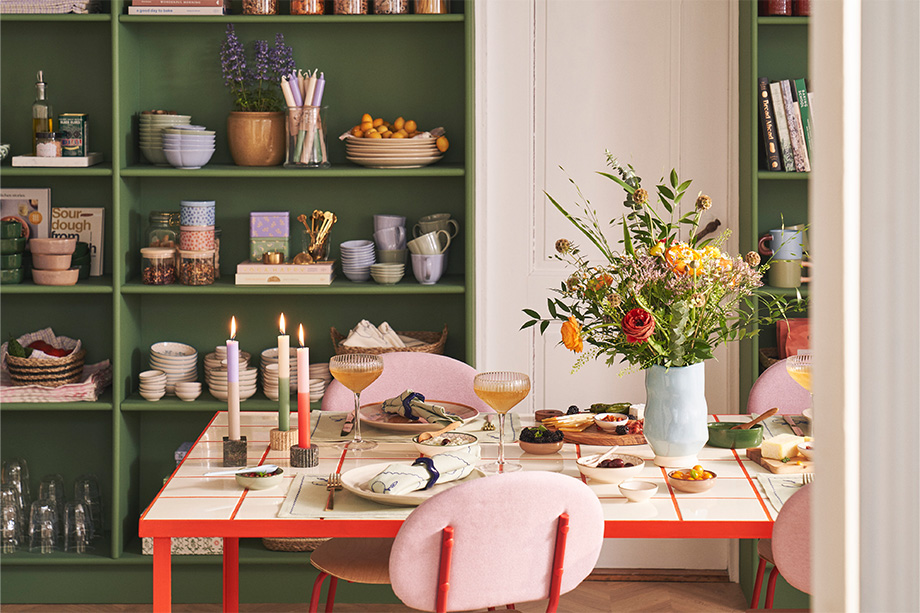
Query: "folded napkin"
382 390 463 425
367 448 480 495
341 320 406 349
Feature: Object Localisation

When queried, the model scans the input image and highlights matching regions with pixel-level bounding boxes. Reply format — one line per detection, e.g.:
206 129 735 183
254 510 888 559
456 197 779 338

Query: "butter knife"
340 412 355 436
784 415 804 437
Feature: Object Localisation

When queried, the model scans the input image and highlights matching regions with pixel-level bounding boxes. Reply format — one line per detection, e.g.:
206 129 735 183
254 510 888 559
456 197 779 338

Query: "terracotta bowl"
32 268 79 286
519 440 564 455
31 253 73 271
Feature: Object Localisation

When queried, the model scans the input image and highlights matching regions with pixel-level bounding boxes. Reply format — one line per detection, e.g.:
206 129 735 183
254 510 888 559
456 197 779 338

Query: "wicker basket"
6 349 86 387
262 537 329 552
331 325 448 356
759 346 780 369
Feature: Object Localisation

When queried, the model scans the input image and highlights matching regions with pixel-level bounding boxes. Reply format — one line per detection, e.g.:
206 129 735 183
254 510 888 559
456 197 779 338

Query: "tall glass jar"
243 0 278 14
292 0 325 14
146 211 180 249
213 226 222 279
334 0 367 14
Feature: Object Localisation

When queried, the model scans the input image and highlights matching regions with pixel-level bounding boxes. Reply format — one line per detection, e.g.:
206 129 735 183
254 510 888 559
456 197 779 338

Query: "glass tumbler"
1 457 31 516
285 106 330 168
38 474 65 525
73 474 103 540
29 499 59 553
64 501 93 553
1 485 22 552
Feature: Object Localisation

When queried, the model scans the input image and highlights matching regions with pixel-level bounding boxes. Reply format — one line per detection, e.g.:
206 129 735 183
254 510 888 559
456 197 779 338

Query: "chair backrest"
772 482 812 594
389 471 604 612
320 352 493 413
746 358 812 415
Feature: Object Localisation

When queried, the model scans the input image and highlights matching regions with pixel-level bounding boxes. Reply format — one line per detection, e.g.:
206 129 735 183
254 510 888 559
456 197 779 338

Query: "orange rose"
561 316 584 353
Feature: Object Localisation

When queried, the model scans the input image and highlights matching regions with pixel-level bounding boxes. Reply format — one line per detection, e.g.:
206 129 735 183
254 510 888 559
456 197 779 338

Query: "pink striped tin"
179 225 215 251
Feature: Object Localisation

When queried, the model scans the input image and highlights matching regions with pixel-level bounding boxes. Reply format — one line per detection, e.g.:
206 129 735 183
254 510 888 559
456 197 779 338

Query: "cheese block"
629 403 645 420
761 433 807 460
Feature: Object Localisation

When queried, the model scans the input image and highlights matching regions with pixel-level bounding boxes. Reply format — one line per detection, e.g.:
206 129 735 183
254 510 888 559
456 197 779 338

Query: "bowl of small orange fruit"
667 465 717 493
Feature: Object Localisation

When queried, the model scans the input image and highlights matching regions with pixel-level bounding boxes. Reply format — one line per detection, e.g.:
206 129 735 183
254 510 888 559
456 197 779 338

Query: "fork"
325 473 342 511
802 473 814 485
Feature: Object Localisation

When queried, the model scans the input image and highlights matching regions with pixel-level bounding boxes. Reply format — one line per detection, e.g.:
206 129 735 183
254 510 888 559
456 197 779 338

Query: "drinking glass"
1 485 22 553
38 474 65 526
64 501 93 553
786 351 812 392
73 474 103 540
2 457 31 516
329 354 384 451
28 499 58 553
474 371 531 473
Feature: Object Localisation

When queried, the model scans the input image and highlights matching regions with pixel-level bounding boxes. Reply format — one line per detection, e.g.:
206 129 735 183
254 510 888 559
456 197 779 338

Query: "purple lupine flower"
270 33 296 78
252 39 270 81
219 24 247 87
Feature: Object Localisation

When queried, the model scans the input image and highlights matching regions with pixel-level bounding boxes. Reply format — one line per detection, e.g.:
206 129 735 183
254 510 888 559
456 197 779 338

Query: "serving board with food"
746 433 814 473
539 404 647 446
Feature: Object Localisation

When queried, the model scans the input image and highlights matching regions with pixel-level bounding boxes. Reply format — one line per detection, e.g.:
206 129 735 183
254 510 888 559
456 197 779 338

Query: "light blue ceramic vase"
644 362 708 467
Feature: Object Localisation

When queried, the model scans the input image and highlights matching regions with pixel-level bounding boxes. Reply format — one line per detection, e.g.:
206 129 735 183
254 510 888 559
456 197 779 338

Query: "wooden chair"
750 483 812 608
747 358 811 415
320 352 493 412
308 471 604 613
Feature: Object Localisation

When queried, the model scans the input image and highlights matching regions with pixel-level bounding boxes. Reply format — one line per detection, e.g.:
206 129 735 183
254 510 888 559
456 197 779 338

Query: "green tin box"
249 237 289 262
59 113 88 157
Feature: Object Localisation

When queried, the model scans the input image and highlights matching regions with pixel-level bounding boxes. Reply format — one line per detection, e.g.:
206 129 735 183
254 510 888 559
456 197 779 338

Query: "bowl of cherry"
576 453 645 484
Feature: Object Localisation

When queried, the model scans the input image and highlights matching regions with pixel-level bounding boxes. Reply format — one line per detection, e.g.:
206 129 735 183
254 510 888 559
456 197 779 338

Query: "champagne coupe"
786 351 812 392
329 354 384 451
473 371 531 473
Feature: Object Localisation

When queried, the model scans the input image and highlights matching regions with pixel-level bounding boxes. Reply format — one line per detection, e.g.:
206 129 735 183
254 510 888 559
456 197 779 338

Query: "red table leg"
223 537 240 612
153 537 172 613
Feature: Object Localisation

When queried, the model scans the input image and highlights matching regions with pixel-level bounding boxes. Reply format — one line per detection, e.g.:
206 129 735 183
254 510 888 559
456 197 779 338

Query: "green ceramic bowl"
0 236 26 255
707 422 763 449
0 253 22 269
0 268 23 285
0 220 23 239
72 241 90 258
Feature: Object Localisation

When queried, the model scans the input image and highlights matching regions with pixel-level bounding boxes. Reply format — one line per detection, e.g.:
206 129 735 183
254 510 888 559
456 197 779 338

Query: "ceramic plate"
339 462 484 507
802 408 813 422
344 150 440 158
343 137 437 146
358 400 478 432
151 341 197 358
346 155 444 169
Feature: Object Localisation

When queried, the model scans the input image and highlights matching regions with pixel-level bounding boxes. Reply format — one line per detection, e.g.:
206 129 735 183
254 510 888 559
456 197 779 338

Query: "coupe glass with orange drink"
473 371 531 473
329 354 384 451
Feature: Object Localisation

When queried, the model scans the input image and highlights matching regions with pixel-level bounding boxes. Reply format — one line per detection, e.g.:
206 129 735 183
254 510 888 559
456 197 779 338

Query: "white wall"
476 0 738 572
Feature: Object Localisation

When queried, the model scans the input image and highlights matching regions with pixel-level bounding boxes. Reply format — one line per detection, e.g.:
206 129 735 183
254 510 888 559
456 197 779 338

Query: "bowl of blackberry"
518 425 565 454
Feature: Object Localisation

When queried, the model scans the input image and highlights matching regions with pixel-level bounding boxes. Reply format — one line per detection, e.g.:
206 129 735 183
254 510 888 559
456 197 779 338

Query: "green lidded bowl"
0 268 23 285
0 236 26 255
707 422 764 449
1 253 22 269
1 220 23 239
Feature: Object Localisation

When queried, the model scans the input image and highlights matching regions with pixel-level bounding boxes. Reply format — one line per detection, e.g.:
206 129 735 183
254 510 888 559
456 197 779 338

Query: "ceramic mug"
768 259 811 288
373 214 406 232
414 217 459 239
759 228 805 260
407 229 450 255
411 253 446 285
373 226 406 250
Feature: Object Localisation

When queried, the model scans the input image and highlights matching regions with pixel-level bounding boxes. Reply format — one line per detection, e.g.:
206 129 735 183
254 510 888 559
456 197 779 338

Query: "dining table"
138 409 811 612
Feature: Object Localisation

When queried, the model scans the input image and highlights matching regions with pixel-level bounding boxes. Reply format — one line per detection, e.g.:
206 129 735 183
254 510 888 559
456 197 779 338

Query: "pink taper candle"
227 316 240 441
297 324 310 448
278 314 290 431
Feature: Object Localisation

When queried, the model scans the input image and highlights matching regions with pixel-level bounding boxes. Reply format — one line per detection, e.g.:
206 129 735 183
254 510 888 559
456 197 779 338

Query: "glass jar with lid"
146 211 180 249
140 247 178 285
178 249 216 286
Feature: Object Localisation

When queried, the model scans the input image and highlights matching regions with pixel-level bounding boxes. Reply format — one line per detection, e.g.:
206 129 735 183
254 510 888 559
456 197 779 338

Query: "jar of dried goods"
141 247 178 285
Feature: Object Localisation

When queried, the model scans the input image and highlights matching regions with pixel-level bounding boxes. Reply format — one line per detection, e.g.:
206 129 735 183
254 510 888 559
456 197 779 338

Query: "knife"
340 412 355 436
784 415 804 437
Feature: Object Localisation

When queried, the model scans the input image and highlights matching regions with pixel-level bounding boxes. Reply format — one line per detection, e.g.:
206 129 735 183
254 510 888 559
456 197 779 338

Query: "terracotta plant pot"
226 111 285 167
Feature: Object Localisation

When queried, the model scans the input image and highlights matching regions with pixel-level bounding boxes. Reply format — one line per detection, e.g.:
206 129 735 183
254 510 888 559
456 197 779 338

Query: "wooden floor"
2 580 754 612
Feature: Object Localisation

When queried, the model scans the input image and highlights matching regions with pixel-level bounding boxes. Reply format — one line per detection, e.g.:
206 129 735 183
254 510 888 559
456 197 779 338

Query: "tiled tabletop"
140 411 810 540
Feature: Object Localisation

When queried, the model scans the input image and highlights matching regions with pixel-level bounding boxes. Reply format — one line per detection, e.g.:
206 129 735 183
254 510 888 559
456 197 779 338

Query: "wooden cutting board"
746 447 814 474
546 424 646 446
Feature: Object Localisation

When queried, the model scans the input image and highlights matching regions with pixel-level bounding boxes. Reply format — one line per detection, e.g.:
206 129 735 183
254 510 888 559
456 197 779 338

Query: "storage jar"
146 211 180 249
413 0 448 13
250 237 289 262
292 0 325 14
243 0 278 14
334 0 367 14
179 225 215 251
373 0 408 13
213 226 222 279
141 247 178 285
250 211 290 238
35 132 64 157
178 249 216 285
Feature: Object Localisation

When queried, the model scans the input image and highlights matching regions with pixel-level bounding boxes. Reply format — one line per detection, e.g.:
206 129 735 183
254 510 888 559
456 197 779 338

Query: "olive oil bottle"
32 71 52 155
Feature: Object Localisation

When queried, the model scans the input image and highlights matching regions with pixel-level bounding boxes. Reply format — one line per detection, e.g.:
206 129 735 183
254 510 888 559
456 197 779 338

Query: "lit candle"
227 316 240 441
278 313 290 431
297 324 310 448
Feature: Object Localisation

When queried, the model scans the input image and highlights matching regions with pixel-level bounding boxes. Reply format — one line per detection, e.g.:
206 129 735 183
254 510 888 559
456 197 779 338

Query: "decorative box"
142 537 222 555
250 212 290 238
250 237 289 262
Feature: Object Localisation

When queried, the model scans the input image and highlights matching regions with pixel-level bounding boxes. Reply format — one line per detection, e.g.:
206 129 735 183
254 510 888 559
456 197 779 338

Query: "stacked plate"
162 126 216 170
309 362 332 402
261 347 298 401
344 136 444 169
340 240 376 282
203 348 255 401
139 113 192 166
370 262 405 285
149 342 198 396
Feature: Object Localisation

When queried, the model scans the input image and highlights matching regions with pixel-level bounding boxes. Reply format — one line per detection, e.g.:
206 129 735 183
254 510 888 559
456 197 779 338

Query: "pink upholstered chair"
308 471 604 613
747 358 811 415
750 483 812 608
320 352 493 412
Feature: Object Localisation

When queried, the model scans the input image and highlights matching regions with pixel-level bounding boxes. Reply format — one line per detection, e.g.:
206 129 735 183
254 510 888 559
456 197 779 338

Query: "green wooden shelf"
0 276 113 294
120 275 465 295
757 16 809 26
0 163 113 177
121 393 320 412
757 170 810 180
120 14 463 24
0 14 111 22
0 391 113 412
0 536 114 565
119 163 464 178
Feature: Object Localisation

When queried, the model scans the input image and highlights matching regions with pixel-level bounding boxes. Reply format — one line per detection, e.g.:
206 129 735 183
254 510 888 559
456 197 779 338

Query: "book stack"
757 77 815 173
128 0 227 15
235 260 335 286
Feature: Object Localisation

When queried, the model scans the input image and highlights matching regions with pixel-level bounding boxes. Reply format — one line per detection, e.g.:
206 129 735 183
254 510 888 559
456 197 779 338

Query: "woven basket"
331 325 448 356
6 349 86 387
262 537 329 552
759 346 780 369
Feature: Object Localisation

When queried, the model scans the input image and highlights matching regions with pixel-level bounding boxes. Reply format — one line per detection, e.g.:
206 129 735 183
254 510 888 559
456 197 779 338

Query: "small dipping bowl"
797 441 814 461
618 480 658 502
412 432 478 457
236 467 284 490
576 454 645 484
667 469 717 493
594 413 629 432
706 422 764 449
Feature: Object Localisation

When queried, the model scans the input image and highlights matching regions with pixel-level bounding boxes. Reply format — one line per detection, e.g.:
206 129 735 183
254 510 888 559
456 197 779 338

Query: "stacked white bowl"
149 342 198 396
162 126 216 170
138 369 167 402
204 346 256 401
174 382 202 402
370 262 405 285
139 113 192 165
339 240 376 282
260 347 298 401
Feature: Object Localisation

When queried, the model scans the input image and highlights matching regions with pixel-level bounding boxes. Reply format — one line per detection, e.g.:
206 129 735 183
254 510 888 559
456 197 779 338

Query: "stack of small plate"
203 349 254 401
139 113 192 166
309 362 332 403
370 262 405 285
344 137 443 169
149 342 197 396
340 240 375 282
261 347 298 401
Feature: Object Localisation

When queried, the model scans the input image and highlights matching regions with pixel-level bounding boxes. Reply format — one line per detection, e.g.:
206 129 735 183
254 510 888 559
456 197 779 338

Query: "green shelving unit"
738 1 810 609
0 0 473 605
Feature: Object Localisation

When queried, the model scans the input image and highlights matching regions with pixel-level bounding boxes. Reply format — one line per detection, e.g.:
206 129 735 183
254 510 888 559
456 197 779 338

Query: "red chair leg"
325 576 338 613
764 565 780 609
751 557 767 608
506 605 516 610
487 608 496 611
310 572 328 613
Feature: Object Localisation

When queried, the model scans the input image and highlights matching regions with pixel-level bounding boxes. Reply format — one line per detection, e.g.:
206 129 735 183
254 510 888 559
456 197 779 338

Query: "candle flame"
298 323 305 347
230 316 237 340
279 313 286 334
